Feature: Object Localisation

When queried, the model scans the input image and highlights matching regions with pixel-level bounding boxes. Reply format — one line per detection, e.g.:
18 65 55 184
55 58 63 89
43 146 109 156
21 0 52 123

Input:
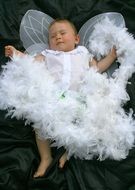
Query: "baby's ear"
75 34 80 45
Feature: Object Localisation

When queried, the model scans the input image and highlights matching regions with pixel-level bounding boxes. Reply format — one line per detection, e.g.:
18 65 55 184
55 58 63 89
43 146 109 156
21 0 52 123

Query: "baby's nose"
56 33 61 39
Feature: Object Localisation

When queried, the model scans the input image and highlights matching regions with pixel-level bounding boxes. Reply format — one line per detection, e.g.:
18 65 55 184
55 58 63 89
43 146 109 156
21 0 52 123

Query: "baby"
5 18 117 177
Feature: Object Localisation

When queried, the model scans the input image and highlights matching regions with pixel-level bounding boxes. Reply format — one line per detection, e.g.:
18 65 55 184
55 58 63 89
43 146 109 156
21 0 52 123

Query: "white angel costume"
0 10 135 161
41 46 92 91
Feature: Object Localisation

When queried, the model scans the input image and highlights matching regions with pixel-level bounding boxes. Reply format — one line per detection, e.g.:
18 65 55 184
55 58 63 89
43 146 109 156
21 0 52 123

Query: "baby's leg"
34 135 52 178
59 152 68 168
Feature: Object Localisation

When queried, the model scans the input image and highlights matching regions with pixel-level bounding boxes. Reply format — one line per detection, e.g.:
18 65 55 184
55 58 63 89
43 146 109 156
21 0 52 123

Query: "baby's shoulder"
76 45 89 53
34 54 45 62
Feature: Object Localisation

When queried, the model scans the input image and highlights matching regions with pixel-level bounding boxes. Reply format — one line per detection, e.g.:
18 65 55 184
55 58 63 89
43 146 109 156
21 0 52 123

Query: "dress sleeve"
41 50 47 57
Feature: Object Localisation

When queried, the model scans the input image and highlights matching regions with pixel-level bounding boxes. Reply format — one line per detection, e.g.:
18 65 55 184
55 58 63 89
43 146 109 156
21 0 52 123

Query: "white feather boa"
1 18 135 160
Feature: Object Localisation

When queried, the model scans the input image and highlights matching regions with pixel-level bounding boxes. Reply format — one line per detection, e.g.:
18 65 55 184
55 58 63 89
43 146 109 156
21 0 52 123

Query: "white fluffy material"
1 18 135 160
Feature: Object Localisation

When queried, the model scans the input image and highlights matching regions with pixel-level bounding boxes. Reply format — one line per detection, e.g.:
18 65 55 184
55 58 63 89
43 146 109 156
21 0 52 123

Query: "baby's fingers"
5 46 14 57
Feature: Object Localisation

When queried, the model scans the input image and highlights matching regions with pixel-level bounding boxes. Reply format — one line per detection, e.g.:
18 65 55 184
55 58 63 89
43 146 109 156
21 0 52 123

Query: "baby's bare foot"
33 157 53 178
59 152 67 168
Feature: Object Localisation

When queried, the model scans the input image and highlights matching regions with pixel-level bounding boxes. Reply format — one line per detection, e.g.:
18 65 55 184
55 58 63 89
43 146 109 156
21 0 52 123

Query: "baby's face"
49 22 80 52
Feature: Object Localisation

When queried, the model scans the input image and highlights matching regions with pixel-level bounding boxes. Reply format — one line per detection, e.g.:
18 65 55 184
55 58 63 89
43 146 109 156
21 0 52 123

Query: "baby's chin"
50 43 73 52
52 46 74 52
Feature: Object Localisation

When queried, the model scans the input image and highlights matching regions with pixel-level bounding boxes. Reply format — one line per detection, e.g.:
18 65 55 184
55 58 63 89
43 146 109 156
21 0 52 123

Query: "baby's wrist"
14 50 24 57
109 52 117 61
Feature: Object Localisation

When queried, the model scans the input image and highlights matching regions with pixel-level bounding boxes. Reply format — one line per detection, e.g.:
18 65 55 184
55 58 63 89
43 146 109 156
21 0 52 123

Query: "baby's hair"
49 18 78 35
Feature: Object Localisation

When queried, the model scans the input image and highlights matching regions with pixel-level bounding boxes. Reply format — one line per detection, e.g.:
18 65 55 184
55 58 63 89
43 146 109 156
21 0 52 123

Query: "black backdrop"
0 1 135 190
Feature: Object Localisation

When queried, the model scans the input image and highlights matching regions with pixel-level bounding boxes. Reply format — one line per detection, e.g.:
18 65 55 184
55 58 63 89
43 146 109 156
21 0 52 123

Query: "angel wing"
79 12 125 50
20 9 54 55
78 12 126 77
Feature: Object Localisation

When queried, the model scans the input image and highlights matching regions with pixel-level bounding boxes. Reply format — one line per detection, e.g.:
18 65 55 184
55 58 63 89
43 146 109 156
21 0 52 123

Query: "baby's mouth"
57 42 64 45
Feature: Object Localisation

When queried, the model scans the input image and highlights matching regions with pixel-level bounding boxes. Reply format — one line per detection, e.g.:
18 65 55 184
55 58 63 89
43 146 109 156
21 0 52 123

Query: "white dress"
41 46 93 91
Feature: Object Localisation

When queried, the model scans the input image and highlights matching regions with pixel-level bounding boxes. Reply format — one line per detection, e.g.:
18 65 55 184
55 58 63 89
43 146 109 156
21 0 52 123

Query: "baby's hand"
109 46 117 60
5 45 24 58
5 45 17 57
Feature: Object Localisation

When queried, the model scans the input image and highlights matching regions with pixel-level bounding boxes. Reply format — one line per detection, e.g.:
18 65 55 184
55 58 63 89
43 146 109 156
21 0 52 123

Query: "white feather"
0 18 135 160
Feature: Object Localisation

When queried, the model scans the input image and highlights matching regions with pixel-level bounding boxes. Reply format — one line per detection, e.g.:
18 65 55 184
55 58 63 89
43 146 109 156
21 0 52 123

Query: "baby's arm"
5 45 25 58
5 45 46 62
90 47 117 73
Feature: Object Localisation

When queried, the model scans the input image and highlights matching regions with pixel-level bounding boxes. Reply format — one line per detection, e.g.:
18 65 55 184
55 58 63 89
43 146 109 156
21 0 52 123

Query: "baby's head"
48 19 80 52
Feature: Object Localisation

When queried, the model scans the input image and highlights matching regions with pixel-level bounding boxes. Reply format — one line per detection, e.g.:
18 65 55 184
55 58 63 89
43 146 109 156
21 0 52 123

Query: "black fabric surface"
0 0 135 190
